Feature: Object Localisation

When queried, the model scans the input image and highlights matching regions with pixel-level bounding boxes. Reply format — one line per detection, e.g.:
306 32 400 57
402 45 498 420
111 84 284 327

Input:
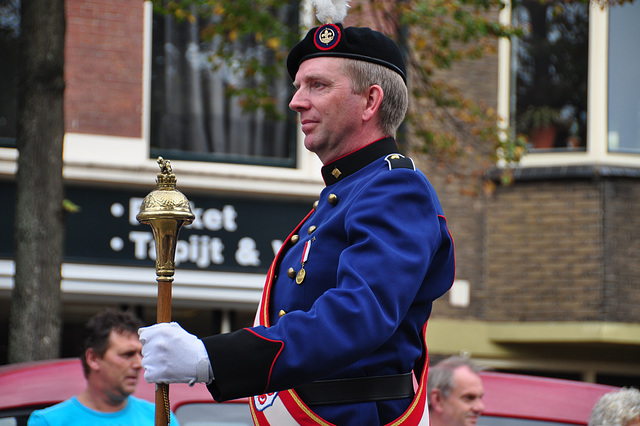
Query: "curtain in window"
151 8 296 164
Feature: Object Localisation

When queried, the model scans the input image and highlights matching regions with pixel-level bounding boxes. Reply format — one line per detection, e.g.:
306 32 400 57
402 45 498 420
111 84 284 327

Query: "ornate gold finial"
137 157 194 277
156 156 177 188
157 156 172 174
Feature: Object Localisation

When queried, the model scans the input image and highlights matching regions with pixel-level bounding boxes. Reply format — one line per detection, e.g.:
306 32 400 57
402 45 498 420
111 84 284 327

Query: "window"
150 5 299 167
175 402 253 426
0 0 19 147
512 0 589 152
608 1 640 153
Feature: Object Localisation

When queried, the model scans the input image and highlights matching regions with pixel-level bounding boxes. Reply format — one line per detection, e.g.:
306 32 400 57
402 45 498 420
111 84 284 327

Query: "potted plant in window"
517 105 562 149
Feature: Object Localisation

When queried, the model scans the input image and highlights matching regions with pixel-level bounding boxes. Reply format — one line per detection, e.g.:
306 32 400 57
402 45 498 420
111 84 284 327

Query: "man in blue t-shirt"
28 310 178 425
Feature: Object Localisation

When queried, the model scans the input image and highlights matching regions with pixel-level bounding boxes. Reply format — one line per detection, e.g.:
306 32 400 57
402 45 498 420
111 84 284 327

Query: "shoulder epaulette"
384 153 415 171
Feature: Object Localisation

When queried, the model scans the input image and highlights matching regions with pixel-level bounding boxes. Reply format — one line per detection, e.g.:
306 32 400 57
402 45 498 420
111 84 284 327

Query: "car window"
0 408 33 426
175 402 253 426
479 416 577 426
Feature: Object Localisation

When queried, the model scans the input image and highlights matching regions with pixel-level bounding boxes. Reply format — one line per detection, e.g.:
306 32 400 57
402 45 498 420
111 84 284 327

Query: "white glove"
138 322 213 386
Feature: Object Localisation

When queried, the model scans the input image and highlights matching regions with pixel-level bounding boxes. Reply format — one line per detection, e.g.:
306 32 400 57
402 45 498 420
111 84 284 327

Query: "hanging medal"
296 238 312 285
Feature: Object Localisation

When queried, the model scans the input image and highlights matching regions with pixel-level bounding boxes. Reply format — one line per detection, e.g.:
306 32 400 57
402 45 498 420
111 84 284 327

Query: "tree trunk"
8 0 66 363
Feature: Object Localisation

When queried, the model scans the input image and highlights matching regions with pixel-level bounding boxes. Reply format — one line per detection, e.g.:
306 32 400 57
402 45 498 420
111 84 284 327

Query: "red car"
0 358 251 425
0 358 617 425
479 371 617 425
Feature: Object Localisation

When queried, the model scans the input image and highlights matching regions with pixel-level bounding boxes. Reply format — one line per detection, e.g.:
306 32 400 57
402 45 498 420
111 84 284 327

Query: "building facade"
424 0 640 386
0 0 324 360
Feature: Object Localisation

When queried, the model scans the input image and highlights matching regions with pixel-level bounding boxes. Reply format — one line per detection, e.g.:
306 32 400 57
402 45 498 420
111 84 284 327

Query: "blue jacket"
203 137 455 424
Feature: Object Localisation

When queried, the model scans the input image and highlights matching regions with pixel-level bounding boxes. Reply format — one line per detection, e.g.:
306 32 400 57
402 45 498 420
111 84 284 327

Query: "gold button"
291 234 299 244
287 267 296 279
313 200 319 210
308 225 317 235
278 310 287 317
328 193 338 206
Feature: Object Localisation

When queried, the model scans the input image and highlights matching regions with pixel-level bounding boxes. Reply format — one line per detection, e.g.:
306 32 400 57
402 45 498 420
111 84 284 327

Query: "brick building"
420 0 640 386
0 0 639 387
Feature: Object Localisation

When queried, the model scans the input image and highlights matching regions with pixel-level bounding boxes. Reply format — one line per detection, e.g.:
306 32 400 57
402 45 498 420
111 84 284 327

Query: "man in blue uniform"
139 14 455 426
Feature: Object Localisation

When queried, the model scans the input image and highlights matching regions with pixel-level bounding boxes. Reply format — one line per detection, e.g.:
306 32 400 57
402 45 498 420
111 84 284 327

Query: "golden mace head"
137 157 194 222
136 157 194 278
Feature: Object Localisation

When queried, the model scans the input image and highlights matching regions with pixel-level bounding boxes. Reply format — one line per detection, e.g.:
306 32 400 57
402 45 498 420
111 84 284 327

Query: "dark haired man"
28 309 178 425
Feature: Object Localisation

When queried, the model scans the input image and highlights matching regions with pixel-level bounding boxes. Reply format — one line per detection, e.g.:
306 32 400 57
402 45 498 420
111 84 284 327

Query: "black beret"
287 23 407 84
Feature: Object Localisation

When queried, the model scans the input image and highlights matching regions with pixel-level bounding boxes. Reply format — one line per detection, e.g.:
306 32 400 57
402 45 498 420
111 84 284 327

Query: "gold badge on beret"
314 23 341 51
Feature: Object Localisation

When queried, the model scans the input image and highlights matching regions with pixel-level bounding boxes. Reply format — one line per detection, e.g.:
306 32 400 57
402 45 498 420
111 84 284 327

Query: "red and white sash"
249 210 431 426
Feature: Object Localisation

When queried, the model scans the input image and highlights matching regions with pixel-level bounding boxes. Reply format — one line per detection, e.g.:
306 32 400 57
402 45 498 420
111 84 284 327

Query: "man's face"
92 330 143 403
627 416 640 426
435 366 485 426
289 57 368 164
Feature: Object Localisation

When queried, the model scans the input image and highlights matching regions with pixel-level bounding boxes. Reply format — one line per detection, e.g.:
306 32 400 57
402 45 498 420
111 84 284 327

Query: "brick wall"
603 179 640 323
421 165 640 325
404 6 500 320
419 159 488 320
484 180 603 321
65 0 144 137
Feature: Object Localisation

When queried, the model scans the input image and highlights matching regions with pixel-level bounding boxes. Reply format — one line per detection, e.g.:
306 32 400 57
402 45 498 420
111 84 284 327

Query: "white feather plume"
312 0 350 24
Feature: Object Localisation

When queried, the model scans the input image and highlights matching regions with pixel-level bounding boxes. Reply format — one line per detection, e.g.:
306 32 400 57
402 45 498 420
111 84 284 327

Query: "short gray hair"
340 58 408 137
589 388 640 426
427 355 485 409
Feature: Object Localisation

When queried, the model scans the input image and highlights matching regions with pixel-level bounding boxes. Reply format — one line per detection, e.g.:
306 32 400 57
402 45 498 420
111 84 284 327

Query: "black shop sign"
0 181 311 273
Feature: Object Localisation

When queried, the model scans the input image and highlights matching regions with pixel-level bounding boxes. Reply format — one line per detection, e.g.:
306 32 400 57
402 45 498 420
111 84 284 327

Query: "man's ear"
362 84 383 122
429 389 445 413
85 348 100 371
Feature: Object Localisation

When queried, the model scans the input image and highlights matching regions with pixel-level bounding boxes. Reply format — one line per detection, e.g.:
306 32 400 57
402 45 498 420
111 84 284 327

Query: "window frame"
147 3 301 169
138 1 323 195
498 1 639 169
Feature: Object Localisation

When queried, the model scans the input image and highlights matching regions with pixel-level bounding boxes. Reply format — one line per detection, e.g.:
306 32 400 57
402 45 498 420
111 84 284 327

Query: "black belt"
294 373 414 406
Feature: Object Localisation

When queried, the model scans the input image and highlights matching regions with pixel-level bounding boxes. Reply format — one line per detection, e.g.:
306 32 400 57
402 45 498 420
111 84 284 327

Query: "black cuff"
202 328 283 402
